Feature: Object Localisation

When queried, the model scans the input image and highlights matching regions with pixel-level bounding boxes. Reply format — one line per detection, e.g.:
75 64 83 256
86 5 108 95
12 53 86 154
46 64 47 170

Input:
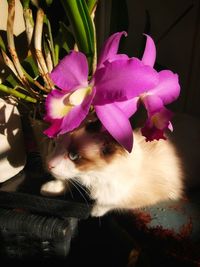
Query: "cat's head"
45 120 127 187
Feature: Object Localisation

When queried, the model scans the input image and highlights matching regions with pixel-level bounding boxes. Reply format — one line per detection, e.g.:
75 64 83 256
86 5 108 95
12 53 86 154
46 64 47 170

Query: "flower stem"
1 49 20 78
6 0 46 95
23 7 34 46
34 8 53 90
0 84 37 103
7 0 31 89
46 18 56 67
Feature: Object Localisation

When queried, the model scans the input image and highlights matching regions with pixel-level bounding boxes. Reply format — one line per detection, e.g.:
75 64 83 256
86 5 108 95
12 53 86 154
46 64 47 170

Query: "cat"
41 114 200 217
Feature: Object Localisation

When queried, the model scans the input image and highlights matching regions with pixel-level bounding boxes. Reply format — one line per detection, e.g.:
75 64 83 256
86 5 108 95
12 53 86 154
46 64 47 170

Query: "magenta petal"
141 107 173 141
44 89 67 121
152 107 173 130
97 31 127 69
141 125 166 142
115 97 139 118
93 58 158 105
59 88 96 134
50 51 88 92
107 54 129 62
142 34 156 67
142 94 164 115
150 70 180 104
43 119 62 138
95 103 133 152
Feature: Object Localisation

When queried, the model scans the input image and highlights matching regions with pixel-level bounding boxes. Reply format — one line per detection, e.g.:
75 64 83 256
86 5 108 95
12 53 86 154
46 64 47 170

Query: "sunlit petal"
44 89 72 120
150 70 180 104
93 58 159 105
59 88 96 134
50 51 88 92
142 94 163 115
69 86 92 105
98 31 127 68
142 34 156 67
115 97 139 118
95 103 133 152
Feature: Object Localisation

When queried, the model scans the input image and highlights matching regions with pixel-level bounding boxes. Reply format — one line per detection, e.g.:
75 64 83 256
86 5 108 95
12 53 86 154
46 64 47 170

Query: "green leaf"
6 74 19 88
44 17 56 67
60 0 94 72
22 55 40 78
86 0 98 14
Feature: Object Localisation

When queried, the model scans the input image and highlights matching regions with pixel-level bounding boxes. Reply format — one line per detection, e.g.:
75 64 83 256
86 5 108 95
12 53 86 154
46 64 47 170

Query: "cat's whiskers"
67 182 74 199
69 179 89 206
72 178 91 198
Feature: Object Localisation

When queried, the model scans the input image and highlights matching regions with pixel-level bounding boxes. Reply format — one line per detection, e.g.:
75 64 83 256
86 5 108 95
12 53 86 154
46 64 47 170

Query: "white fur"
88 135 183 216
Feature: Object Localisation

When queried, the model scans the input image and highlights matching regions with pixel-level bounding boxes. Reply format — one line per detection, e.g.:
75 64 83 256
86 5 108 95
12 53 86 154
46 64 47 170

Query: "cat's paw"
40 180 67 196
91 205 110 217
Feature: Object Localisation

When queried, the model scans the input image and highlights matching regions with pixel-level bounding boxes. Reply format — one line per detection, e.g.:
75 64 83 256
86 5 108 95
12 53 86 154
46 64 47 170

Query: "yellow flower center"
58 86 93 117
50 86 92 119
69 86 92 106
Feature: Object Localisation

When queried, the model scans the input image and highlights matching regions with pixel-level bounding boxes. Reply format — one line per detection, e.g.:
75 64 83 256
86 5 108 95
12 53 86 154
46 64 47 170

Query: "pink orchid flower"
115 34 180 141
44 32 158 152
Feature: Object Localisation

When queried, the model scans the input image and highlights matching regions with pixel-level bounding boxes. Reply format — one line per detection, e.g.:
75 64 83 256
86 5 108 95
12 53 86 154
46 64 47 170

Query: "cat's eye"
68 151 80 161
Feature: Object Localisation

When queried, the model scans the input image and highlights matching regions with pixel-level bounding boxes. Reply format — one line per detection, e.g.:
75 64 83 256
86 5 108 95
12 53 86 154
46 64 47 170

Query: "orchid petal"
95 103 133 152
141 107 173 141
93 58 159 105
150 70 180 104
98 31 127 69
107 54 129 63
69 86 92 105
59 88 96 134
141 125 167 142
168 122 173 132
43 119 62 138
151 107 173 130
142 94 164 115
115 97 139 118
142 34 156 67
50 51 88 92
44 89 71 121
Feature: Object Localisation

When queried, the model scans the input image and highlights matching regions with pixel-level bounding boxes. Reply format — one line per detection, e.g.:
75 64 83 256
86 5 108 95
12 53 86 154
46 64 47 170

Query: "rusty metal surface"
136 193 200 241
113 191 200 266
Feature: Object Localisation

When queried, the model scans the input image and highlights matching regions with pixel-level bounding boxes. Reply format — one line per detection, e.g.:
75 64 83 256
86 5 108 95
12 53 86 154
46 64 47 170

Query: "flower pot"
0 98 26 182
29 117 51 165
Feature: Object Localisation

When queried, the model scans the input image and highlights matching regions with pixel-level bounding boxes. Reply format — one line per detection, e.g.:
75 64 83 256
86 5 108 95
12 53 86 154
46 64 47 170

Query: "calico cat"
41 114 200 217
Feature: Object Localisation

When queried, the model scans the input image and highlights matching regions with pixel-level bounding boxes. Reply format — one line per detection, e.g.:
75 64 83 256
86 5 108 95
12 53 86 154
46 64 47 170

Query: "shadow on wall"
0 99 26 182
